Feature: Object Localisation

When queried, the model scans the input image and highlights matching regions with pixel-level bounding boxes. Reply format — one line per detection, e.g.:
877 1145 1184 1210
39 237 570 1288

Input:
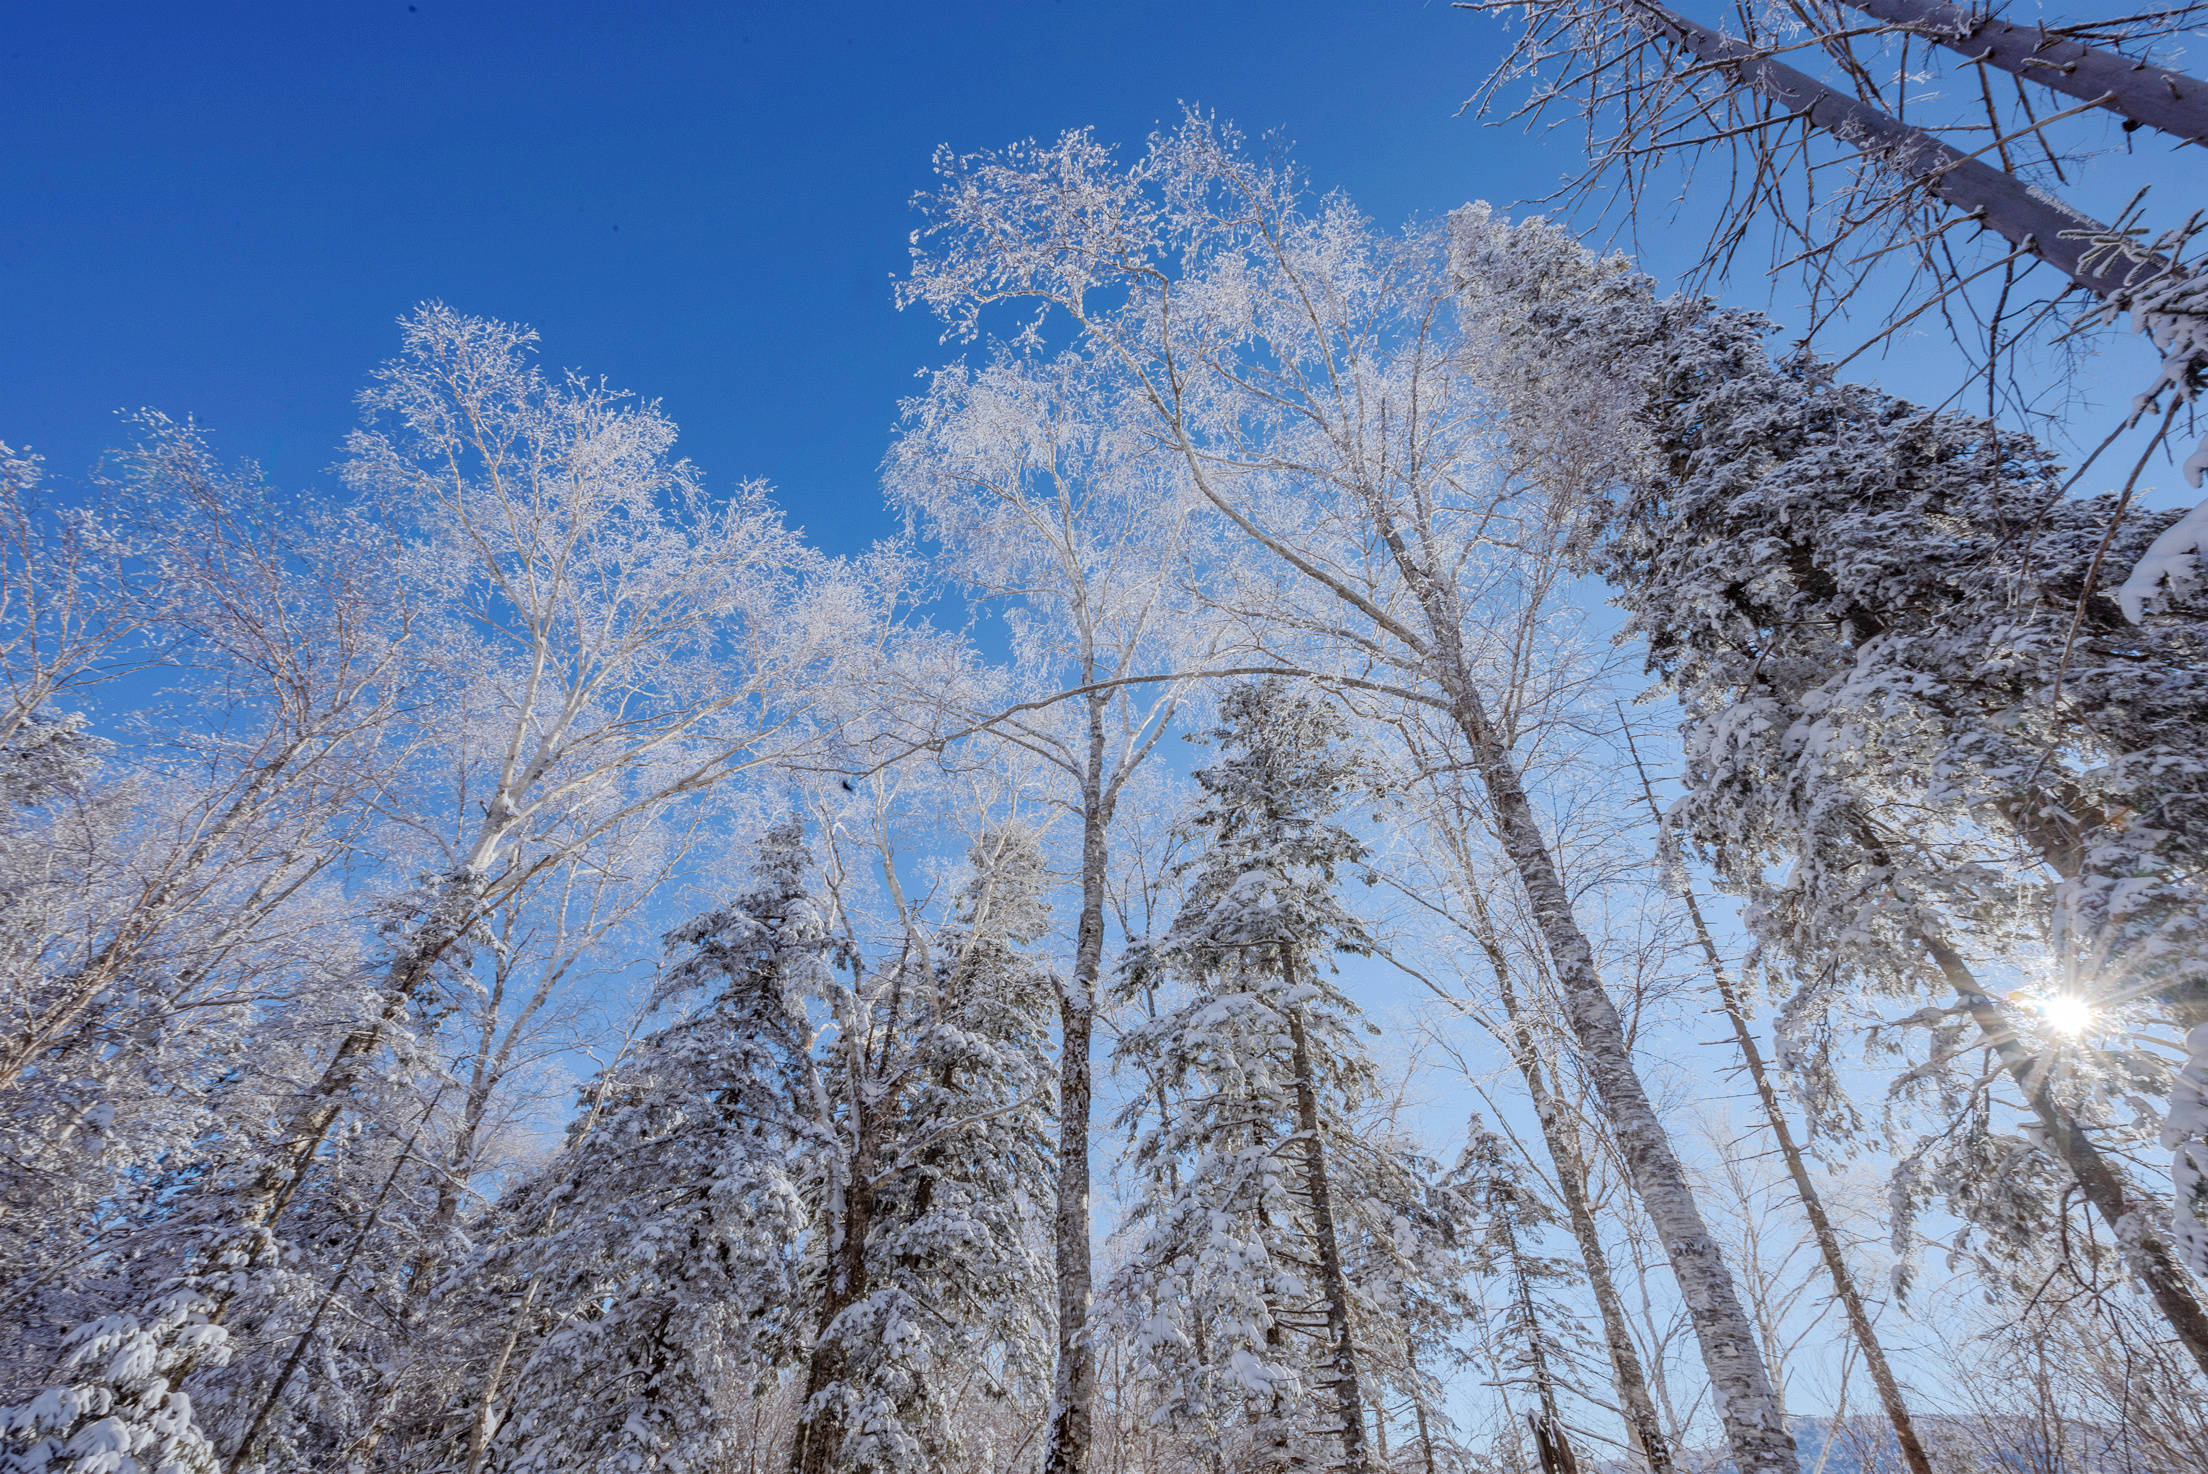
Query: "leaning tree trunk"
1443 672 1799 1474
244 861 495 1230
1834 817 2208 1374
0 739 309 1093
159 853 507 1395
1681 898 1935 1474
1149 354 1796 1473
1915 926 2208 1378
1611 0 2164 298
1837 0 2208 146
1621 732 1935 1474
1614 0 2208 549
222 1094 437 1474
1281 965 1371 1474
1043 695 1110 1474
1467 885 1675 1474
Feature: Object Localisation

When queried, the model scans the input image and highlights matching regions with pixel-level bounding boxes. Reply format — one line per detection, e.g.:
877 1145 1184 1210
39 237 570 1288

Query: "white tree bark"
1603 0 2208 598
1621 732 1934 1474
1441 677 1798 1474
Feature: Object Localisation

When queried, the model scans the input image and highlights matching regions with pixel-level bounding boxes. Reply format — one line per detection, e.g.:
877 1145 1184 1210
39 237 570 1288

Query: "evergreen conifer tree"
1108 682 1464 1474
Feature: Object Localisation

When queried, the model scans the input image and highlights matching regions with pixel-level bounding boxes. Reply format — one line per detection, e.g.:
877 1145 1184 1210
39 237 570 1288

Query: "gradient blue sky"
3 1 1589 550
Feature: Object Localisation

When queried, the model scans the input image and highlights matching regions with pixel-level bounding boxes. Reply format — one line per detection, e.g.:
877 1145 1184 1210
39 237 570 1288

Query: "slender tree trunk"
1282 971 1370 1474
464 1274 542 1474
1442 675 1799 1474
1407 1349 1438 1474
1684 900 1933 1474
0 745 303 1091
1469 887 1676 1474
464 1058 630 1474
244 866 490 1230
223 1093 436 1474
1044 696 1110 1474
1915 927 2208 1377
1837 0 2208 145
1621 730 1935 1474
1154 334 1792 1471
1503 1213 1563 1434
243 791 526 1234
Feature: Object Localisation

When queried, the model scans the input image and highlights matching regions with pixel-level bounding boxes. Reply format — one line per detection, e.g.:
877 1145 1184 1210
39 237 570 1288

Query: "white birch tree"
901 118 1803 1474
885 351 1223 1474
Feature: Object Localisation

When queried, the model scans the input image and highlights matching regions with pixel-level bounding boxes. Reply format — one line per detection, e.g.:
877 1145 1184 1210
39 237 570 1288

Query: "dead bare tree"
1459 0 2208 614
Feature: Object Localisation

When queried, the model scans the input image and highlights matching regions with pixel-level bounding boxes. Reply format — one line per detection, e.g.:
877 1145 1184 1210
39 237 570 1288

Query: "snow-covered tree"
1107 681 1465 1474
886 350 1224 1474
464 817 831 1474
1450 202 2208 1363
1450 1119 1603 1474
1 307 861 1474
470 793 1058 1474
1457 0 2208 614
1454 216 2208 1384
904 123 1802 1474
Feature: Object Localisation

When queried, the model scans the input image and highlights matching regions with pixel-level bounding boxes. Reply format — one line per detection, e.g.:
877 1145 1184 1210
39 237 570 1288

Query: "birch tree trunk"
463 1274 543 1474
1282 976 1370 1474
1480 930 1675 1474
1837 0 2208 145
0 741 309 1092
1621 734 1935 1474
244 853 502 1231
1052 160 1798 1474
1443 674 1799 1474
1043 693 1110 1474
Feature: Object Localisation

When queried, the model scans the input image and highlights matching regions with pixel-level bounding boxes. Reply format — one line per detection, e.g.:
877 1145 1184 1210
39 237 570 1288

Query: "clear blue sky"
4 1 1576 551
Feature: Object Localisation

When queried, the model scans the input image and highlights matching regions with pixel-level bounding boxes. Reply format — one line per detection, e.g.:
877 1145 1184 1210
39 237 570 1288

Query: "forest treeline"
6 8 2208 1472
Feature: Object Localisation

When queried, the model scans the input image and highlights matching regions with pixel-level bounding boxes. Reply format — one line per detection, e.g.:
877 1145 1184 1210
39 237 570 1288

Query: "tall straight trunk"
791 1097 880 1474
462 1062 630 1474
1043 694 1109 1474
1407 1349 1439 1474
1621 732 1935 1474
1468 886 1676 1474
1448 675 1792 1474
1154 350 1793 1472
1439 673 1799 1474
1915 927 2208 1377
1497 1177 1584 1474
1837 0 2208 146
1281 970 1370 1474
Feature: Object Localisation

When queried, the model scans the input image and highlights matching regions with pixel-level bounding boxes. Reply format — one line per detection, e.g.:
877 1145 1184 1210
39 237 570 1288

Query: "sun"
2036 993 2097 1038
